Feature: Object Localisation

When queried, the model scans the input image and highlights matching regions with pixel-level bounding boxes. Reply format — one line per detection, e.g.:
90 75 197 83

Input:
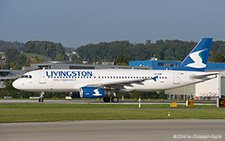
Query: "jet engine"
80 87 106 98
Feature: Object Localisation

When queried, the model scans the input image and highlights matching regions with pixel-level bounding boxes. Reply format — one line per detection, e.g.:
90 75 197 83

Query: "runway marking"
1 125 224 132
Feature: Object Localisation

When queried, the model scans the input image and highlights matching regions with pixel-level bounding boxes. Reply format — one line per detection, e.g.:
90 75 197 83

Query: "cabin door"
173 73 180 84
39 71 46 84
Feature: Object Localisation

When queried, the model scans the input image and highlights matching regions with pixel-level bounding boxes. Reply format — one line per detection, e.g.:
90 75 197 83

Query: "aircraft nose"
12 80 20 90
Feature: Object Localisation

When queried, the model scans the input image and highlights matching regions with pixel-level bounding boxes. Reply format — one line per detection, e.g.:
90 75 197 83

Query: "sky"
1 0 225 48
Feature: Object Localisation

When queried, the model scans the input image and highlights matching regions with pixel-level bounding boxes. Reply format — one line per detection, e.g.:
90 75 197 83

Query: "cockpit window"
21 75 32 79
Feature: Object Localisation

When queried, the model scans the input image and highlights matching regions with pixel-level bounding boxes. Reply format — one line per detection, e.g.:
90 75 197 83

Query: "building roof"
129 60 225 71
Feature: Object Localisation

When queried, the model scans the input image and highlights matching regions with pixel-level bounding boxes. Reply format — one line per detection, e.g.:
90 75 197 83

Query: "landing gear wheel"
39 97 44 102
103 97 110 102
111 96 119 103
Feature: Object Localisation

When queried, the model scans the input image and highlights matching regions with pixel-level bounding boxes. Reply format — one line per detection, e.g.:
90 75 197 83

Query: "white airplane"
13 38 218 102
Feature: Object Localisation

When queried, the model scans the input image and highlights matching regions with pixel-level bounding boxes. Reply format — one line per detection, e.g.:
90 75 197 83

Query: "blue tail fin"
176 38 213 72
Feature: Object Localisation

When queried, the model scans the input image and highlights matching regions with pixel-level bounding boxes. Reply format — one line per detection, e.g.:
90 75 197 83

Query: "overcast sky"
1 0 225 48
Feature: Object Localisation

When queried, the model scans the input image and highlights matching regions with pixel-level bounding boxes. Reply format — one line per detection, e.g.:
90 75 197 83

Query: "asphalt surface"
0 120 224 141
0 99 216 105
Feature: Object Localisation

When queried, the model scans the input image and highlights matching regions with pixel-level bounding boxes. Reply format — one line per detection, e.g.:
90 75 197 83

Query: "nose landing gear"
39 92 45 102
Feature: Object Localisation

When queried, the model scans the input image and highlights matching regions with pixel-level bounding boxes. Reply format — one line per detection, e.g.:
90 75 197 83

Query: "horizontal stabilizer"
190 72 219 79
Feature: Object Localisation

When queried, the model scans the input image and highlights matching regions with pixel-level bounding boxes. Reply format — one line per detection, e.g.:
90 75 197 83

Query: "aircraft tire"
39 98 44 102
103 97 110 102
112 97 119 103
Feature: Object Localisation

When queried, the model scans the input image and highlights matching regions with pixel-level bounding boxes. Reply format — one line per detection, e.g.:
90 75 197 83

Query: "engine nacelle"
80 87 106 98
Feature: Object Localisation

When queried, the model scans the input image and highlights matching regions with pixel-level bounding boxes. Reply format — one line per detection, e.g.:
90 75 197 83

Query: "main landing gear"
103 92 119 103
111 96 119 103
39 91 44 102
103 97 110 102
103 97 119 103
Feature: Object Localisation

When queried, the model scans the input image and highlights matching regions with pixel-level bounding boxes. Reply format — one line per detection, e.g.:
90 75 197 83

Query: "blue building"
129 60 225 71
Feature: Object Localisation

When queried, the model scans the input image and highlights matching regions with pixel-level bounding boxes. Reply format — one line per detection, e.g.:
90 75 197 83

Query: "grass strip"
0 103 224 123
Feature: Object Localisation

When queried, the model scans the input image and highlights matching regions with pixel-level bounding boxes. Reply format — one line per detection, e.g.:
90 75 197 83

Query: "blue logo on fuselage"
46 71 93 77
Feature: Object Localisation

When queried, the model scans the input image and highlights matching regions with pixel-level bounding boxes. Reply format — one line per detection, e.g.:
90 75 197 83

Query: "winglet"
176 38 213 72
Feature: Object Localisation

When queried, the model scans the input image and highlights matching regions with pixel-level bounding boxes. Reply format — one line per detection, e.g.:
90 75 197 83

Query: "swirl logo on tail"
186 49 207 68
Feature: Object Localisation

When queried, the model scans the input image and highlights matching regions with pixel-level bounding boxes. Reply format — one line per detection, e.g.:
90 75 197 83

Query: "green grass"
23 52 51 60
0 103 224 123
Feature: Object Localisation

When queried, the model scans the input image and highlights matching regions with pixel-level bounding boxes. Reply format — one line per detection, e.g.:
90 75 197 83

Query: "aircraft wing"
86 78 151 88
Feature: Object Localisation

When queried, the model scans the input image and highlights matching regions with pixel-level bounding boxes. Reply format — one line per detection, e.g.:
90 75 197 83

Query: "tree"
4 47 27 69
1 80 20 98
4 48 19 63
125 56 131 65
24 41 66 60
114 54 125 65
213 53 225 62
56 53 64 61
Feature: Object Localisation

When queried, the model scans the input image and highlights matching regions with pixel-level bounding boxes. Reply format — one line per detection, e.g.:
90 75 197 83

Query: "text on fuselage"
46 71 93 77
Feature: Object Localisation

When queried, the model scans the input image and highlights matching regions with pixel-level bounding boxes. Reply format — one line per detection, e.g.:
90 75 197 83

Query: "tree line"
74 40 225 64
0 40 24 52
2 41 67 69
2 39 225 69
24 41 67 60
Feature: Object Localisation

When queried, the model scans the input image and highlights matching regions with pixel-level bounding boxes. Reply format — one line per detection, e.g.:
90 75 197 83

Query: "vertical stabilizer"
176 38 212 72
